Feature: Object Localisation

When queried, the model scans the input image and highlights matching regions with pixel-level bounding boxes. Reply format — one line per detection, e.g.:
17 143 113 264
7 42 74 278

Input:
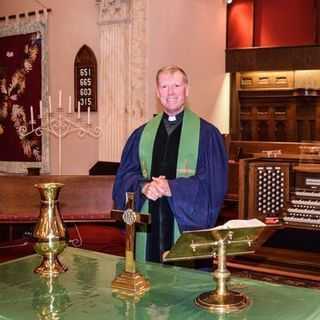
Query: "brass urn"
33 183 68 277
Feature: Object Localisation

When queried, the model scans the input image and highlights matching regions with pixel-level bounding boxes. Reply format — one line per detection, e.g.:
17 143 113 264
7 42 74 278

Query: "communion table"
0 247 319 320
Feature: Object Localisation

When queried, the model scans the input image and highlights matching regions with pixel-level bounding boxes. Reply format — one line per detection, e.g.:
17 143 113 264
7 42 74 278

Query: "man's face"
156 71 189 116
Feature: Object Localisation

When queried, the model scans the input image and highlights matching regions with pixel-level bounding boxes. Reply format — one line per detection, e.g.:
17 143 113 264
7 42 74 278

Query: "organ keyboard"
283 166 320 228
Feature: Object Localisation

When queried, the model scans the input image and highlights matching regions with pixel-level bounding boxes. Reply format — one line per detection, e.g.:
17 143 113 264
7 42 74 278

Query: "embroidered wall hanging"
0 14 49 174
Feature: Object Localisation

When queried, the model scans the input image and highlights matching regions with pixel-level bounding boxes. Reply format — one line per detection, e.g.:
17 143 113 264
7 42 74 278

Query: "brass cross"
110 192 151 296
111 192 151 273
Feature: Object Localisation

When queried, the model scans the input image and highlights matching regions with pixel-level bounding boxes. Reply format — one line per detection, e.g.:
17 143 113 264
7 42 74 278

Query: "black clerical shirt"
146 112 183 262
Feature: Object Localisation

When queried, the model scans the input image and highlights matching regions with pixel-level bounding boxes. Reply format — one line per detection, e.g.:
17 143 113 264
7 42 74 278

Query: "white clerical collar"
168 115 176 122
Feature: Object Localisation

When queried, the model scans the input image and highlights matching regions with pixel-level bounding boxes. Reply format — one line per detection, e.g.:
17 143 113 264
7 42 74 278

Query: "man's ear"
156 87 160 98
185 85 189 97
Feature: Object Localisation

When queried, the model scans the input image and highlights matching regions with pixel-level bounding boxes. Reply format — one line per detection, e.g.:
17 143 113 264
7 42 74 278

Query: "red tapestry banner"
0 18 49 174
0 32 42 162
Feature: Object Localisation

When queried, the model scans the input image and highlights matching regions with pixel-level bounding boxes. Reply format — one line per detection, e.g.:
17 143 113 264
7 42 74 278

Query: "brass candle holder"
33 182 68 277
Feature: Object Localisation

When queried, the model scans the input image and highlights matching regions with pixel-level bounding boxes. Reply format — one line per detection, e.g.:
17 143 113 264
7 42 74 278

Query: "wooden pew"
0 175 115 223
0 175 125 260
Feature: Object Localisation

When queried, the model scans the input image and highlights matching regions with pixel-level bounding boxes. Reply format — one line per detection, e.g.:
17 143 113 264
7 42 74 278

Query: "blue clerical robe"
112 117 228 234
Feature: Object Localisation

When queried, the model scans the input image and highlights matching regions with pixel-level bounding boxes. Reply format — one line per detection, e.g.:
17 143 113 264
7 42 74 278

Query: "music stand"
163 220 267 313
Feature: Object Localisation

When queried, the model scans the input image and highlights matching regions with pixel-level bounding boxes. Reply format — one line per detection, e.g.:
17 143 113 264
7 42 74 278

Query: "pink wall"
146 0 228 129
0 0 228 173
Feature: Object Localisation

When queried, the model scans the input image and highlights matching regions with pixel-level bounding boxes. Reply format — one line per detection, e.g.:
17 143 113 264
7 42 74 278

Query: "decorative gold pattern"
177 160 195 176
141 160 148 178
122 209 136 225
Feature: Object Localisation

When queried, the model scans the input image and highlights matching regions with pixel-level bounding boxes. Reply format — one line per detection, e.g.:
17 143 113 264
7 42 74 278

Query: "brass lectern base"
112 271 150 297
195 290 250 313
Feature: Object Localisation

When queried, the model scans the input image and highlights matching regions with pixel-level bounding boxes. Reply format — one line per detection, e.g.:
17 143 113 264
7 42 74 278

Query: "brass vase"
33 183 68 277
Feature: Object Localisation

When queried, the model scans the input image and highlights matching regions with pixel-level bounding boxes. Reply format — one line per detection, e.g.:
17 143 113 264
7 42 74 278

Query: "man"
112 65 228 262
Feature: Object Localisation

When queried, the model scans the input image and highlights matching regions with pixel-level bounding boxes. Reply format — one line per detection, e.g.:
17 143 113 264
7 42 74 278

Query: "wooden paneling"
239 71 294 90
229 70 320 142
0 175 115 223
226 45 320 73
229 140 319 160
234 89 320 142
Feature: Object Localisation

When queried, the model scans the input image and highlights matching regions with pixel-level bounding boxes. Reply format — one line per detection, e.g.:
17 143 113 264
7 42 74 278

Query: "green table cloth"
0 247 319 320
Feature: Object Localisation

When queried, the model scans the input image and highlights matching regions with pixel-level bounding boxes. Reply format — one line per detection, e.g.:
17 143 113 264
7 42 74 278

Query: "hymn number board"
78 67 94 108
74 45 97 112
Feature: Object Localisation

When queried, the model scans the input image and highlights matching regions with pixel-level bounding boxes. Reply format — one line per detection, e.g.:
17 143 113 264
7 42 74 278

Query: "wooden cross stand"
111 192 151 297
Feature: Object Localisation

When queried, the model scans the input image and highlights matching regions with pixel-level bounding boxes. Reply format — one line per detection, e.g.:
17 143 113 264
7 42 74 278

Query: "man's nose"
168 86 175 95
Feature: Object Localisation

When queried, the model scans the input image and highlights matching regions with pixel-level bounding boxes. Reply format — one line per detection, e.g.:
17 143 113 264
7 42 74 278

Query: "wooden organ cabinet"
236 153 320 281
232 71 320 142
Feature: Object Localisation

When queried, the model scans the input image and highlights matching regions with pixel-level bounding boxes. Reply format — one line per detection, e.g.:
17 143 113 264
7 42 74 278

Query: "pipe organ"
238 153 320 279
285 167 320 228
242 157 320 229
246 162 289 223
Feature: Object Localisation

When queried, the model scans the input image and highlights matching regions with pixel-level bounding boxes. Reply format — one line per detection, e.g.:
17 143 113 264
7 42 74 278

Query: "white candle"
77 101 81 119
58 90 62 108
68 96 72 113
48 96 52 113
30 105 34 123
87 106 91 124
39 100 42 119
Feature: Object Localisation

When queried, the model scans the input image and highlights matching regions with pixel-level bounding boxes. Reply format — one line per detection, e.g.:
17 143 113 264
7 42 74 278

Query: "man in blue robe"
113 65 228 263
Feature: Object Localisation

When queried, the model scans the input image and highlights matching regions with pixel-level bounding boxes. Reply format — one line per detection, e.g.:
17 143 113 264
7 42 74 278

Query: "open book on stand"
213 218 266 230
163 219 268 262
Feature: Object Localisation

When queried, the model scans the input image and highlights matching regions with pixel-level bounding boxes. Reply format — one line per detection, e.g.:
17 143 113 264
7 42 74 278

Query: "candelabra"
19 94 102 175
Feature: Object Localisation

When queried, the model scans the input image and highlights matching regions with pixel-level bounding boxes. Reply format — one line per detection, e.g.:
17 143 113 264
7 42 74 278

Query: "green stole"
137 108 200 261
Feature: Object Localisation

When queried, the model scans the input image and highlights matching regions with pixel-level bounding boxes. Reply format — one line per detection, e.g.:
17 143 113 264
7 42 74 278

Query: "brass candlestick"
33 182 68 277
